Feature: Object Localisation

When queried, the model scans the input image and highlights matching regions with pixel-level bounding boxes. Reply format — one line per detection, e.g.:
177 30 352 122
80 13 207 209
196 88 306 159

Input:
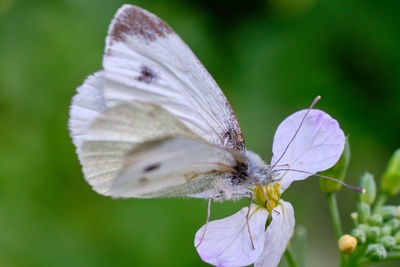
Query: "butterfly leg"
195 198 212 248
245 194 255 250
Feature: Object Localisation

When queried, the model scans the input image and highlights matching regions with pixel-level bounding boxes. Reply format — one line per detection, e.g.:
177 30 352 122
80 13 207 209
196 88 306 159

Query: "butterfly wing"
102 4 245 151
68 5 250 198
68 71 107 154
79 101 248 198
109 137 247 198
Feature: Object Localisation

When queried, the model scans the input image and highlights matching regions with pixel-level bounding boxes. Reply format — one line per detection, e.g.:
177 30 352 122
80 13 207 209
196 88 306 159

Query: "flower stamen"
254 183 281 214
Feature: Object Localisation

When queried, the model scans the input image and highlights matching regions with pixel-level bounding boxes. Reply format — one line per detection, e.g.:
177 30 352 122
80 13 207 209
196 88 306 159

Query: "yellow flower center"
254 183 281 213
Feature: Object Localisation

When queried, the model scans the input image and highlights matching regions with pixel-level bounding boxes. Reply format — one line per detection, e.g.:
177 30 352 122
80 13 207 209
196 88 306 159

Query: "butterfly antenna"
274 168 365 193
271 96 321 169
195 198 212 249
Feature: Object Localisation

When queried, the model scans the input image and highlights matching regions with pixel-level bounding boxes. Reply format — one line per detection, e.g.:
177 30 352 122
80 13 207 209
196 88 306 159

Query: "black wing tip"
107 4 173 47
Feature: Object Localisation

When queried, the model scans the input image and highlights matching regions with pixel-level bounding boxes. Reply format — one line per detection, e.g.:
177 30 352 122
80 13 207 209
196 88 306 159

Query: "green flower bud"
358 172 376 205
351 228 366 244
357 203 371 223
395 231 400 244
368 214 383 226
386 219 400 233
380 236 396 250
320 137 350 193
380 149 400 196
381 225 392 237
366 226 381 242
377 206 398 221
393 244 400 251
365 244 387 262
351 212 358 226
358 223 369 232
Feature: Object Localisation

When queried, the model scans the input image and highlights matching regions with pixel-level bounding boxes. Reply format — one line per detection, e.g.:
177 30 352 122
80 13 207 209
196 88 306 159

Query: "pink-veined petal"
255 200 295 267
195 204 269 267
271 109 345 192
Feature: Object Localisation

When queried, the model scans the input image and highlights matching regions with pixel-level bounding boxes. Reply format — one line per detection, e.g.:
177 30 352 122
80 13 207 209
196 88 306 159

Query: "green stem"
326 193 347 266
385 251 400 260
346 245 366 267
284 246 298 267
372 193 388 213
295 226 307 267
357 251 400 265
327 193 343 239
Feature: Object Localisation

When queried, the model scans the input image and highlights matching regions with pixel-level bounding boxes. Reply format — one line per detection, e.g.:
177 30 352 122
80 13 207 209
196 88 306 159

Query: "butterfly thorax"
245 150 272 186
204 151 272 201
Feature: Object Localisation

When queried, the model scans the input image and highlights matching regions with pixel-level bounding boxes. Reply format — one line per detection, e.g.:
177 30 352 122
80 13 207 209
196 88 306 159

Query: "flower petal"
255 200 295 267
195 204 269 267
271 109 345 192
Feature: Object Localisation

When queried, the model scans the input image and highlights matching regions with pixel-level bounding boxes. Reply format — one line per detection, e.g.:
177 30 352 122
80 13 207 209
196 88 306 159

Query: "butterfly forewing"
102 4 245 151
69 71 107 154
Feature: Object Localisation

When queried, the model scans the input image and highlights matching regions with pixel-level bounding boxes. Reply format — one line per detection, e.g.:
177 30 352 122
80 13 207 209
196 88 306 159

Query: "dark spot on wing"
109 5 173 45
137 65 158 83
231 161 249 185
143 163 161 173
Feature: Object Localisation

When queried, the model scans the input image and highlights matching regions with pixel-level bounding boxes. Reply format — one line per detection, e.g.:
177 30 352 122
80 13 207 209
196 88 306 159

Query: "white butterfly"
68 4 344 202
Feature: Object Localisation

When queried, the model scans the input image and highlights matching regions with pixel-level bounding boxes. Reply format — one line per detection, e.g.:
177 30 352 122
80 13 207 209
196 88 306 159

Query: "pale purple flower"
195 109 345 267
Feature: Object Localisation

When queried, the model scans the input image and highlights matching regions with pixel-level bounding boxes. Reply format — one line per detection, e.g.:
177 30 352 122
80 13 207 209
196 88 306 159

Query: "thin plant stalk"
284 246 298 267
372 193 387 213
326 193 348 266
356 251 400 266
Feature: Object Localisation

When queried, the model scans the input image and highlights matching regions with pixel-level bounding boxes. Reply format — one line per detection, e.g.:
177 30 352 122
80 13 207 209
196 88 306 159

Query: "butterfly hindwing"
110 137 248 198
79 101 248 198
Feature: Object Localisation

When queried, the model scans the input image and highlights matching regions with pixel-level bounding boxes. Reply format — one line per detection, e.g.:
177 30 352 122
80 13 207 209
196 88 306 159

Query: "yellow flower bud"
338 234 357 254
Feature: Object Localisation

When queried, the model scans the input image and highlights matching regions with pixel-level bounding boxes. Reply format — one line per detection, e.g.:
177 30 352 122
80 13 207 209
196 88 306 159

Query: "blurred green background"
1 0 399 266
